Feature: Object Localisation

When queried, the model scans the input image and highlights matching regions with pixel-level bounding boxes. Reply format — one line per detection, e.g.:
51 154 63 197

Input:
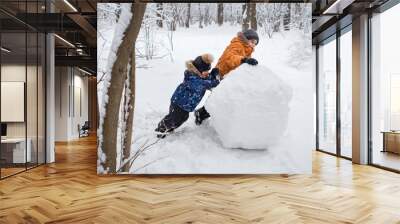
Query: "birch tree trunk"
185 3 190 28
101 3 146 173
249 3 257 30
121 47 137 172
198 4 203 28
242 3 249 30
156 3 163 28
217 3 223 26
284 3 291 31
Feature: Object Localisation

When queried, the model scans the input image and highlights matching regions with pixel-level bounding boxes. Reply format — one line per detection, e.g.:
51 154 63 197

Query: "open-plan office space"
0 0 97 179
0 0 400 223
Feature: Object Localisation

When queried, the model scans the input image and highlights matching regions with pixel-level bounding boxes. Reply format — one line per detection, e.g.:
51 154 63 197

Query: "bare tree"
101 3 146 173
185 3 191 28
283 3 291 31
217 3 223 26
198 4 203 28
273 4 282 32
156 3 163 28
242 3 249 30
249 3 257 30
203 4 212 26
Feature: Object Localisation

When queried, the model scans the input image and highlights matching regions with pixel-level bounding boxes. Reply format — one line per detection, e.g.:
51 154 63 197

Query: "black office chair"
79 121 90 138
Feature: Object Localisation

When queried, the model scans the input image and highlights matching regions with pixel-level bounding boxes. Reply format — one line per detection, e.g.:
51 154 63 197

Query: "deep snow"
98 17 313 174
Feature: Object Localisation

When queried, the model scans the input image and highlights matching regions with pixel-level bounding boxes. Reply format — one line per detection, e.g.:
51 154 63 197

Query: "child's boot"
155 121 168 138
195 107 210 125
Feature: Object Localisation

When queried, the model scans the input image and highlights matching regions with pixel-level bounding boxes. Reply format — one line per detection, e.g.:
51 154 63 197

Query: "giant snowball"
206 65 292 149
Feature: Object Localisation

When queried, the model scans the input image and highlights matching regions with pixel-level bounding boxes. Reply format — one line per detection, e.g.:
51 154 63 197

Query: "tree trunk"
283 3 291 31
249 3 257 30
273 4 281 33
198 4 203 28
204 6 210 26
156 3 163 28
217 3 223 26
185 3 190 28
101 3 146 173
121 49 136 172
242 3 249 30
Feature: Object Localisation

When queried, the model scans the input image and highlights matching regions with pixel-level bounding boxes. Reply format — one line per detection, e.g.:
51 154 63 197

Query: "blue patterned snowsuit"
171 70 220 112
156 70 219 134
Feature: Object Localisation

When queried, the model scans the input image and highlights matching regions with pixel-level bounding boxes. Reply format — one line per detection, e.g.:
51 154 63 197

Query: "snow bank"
206 65 292 150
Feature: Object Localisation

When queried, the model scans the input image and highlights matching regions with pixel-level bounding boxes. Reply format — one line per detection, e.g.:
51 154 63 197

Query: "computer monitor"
1 123 7 137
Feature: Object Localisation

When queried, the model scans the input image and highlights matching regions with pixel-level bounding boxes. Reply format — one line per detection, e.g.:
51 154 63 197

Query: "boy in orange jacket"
195 29 259 125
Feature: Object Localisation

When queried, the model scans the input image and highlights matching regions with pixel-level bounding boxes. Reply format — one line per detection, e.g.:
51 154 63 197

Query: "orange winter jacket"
215 32 254 77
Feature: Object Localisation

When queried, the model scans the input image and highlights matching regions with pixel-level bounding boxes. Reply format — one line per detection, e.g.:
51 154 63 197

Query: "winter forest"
98 3 313 174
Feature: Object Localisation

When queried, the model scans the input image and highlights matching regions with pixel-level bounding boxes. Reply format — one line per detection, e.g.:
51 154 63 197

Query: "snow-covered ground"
98 10 313 174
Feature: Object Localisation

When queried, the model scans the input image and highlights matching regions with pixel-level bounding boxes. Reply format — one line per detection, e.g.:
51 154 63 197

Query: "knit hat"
192 54 213 73
243 29 259 45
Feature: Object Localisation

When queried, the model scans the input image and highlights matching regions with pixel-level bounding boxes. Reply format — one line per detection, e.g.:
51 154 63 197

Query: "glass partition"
1 31 28 177
0 1 46 179
371 3 400 171
317 36 337 154
339 28 352 158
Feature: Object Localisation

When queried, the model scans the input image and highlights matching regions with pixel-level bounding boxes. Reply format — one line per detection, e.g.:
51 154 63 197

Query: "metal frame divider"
0 0 48 180
0 20 2 179
316 44 319 151
316 24 353 162
336 25 341 158
367 5 400 173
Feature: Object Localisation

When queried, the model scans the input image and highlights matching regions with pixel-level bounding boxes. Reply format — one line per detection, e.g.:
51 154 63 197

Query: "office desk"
1 138 31 164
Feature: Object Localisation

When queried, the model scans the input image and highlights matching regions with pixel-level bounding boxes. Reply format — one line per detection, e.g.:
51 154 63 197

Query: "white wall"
1 63 47 164
1 65 41 138
54 67 89 141
55 66 69 141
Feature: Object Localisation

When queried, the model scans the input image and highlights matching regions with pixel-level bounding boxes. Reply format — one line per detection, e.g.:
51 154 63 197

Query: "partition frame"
0 0 48 180
368 1 400 173
315 0 400 173
315 24 353 161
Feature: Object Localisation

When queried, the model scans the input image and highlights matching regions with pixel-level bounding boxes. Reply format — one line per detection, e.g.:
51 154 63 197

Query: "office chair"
79 121 90 138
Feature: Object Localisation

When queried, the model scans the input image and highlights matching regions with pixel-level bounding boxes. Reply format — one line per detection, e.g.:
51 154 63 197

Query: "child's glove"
210 68 220 79
241 57 258 66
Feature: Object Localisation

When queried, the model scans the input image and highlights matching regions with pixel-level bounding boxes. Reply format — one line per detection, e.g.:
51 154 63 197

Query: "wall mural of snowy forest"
97 2 313 174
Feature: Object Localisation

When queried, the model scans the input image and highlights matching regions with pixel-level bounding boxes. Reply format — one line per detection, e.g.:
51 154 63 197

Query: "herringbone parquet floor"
1 135 400 224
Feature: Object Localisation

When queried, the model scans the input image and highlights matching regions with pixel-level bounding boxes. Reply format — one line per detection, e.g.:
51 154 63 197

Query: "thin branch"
97 71 107 85
133 156 168 172
116 137 161 172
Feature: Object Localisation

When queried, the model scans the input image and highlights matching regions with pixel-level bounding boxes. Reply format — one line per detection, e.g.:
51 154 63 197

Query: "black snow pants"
155 103 189 134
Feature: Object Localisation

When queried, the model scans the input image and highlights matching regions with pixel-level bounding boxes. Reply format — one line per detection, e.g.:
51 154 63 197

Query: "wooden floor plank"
0 135 400 223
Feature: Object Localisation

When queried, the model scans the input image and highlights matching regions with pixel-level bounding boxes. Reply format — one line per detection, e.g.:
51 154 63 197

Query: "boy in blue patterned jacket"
155 54 220 138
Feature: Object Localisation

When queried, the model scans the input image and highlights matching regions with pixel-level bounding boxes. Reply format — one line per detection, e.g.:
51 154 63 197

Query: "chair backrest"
82 121 90 129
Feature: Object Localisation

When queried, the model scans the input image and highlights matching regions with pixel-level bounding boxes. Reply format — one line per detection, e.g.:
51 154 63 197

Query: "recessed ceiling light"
1 47 11 53
54 34 75 48
63 0 78 12
323 0 354 15
78 67 93 76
